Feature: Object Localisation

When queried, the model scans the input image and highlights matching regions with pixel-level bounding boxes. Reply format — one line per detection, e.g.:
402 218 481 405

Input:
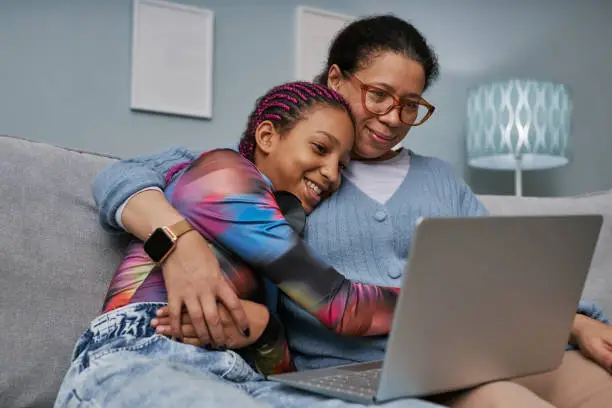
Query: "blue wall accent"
1 0 611 196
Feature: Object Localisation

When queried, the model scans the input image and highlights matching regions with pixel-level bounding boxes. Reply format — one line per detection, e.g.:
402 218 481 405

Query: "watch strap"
166 219 194 239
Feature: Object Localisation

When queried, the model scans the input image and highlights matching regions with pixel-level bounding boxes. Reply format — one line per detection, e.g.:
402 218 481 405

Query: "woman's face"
256 106 354 214
329 52 426 160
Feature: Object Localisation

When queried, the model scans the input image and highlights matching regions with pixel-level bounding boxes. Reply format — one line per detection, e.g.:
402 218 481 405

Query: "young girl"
75 81 402 383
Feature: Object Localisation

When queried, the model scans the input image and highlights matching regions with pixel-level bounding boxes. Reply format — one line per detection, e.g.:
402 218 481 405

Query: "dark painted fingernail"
204 344 226 351
243 328 251 337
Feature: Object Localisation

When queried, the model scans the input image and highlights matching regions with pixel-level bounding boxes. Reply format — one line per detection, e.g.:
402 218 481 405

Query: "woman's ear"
327 64 345 92
254 120 280 155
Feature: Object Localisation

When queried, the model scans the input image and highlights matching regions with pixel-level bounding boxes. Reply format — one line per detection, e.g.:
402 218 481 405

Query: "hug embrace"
55 14 612 408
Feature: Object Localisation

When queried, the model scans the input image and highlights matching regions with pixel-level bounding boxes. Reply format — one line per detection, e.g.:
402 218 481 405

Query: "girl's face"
329 52 426 161
255 106 354 214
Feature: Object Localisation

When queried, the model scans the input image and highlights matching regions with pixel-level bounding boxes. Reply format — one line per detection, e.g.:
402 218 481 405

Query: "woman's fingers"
217 283 250 337
167 298 184 339
184 297 214 346
200 294 227 346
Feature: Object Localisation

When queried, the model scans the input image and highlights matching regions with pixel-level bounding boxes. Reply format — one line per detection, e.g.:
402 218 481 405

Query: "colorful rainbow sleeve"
170 149 399 337
102 148 400 376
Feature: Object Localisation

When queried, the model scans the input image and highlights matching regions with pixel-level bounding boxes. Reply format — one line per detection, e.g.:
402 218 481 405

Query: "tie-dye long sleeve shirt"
103 149 399 372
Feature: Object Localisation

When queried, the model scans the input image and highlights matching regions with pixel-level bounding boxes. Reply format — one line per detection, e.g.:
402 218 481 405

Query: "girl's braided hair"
238 81 354 162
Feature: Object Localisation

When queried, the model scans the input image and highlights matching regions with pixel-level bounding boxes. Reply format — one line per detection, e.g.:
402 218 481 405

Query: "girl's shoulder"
173 148 270 193
166 148 254 185
191 148 258 172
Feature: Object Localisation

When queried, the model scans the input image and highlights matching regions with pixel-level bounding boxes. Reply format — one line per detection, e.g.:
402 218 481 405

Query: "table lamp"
466 79 572 196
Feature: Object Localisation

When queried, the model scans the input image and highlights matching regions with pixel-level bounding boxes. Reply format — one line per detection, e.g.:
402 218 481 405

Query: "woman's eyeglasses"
349 75 435 126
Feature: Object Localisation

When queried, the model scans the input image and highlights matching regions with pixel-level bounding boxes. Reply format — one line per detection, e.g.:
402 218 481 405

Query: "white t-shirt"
115 149 411 228
342 148 411 205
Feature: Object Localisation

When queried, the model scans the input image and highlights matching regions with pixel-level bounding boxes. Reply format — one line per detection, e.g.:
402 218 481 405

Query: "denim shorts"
54 303 442 408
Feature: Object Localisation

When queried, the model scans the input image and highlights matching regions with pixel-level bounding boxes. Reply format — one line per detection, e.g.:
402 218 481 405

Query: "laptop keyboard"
296 368 381 397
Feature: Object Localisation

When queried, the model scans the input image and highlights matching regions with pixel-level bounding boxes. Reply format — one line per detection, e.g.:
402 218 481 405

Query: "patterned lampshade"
466 79 572 170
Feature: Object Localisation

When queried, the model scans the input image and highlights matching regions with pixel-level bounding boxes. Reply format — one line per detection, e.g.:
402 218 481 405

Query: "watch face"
144 228 175 262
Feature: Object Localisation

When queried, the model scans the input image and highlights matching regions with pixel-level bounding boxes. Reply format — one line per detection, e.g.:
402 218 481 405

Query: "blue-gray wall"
1 0 611 196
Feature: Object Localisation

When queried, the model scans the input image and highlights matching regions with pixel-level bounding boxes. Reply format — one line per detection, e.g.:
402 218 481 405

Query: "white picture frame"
295 6 353 81
130 0 214 119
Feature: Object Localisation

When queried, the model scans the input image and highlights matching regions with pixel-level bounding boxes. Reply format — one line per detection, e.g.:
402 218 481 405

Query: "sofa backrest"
479 193 612 320
0 135 128 407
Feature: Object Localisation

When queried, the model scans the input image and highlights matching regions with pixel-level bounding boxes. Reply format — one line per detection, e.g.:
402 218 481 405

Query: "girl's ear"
327 64 345 92
254 120 281 155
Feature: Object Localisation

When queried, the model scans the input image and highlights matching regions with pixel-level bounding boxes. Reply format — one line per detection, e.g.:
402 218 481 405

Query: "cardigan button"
388 269 402 279
373 210 387 222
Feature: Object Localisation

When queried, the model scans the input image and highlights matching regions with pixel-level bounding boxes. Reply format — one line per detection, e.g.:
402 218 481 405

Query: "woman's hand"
152 300 270 349
162 231 251 347
120 189 250 347
571 313 612 373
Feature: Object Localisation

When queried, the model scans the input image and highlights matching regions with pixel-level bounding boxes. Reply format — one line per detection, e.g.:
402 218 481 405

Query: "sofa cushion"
0 136 128 408
479 192 612 317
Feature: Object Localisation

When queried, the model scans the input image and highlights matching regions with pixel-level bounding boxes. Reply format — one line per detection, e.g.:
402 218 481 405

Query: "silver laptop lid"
377 215 602 401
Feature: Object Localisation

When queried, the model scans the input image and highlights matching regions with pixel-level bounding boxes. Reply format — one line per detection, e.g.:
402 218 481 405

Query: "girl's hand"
152 300 270 349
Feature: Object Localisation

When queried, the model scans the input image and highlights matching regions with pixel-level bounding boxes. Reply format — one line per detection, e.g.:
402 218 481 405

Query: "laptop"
268 215 603 404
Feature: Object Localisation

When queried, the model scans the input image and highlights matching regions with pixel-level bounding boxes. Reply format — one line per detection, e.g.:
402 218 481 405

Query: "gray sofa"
1 134 611 407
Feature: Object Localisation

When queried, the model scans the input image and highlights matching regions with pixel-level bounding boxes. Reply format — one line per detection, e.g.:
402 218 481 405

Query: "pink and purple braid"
238 82 354 163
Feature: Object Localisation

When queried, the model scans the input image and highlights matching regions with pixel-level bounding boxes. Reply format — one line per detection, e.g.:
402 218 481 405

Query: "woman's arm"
169 149 399 337
120 189 186 240
567 304 612 373
93 147 199 232
568 301 610 348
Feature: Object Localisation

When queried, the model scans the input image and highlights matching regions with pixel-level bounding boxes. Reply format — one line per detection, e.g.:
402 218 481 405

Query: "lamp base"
515 156 522 197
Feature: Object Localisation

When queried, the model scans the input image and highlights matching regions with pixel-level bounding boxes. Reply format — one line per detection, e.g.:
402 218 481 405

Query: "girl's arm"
170 149 399 337
93 147 250 346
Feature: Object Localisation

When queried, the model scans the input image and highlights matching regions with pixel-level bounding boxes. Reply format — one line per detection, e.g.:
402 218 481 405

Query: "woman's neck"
352 147 402 163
